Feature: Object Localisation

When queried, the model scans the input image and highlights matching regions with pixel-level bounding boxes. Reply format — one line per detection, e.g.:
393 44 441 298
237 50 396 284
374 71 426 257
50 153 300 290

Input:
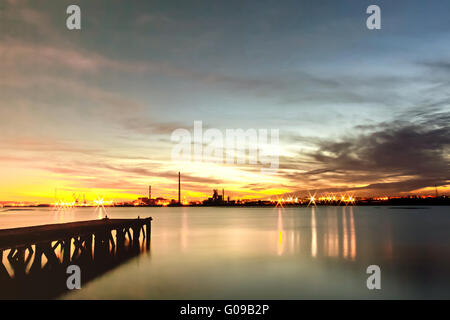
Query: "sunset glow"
0 0 448 204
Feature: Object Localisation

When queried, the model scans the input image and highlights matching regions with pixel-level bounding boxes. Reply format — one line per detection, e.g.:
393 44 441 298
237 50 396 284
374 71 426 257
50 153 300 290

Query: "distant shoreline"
1 200 449 209
2 195 448 209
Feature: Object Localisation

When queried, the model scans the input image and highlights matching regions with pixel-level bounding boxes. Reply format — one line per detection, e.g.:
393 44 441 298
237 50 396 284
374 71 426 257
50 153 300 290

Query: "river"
1 206 449 299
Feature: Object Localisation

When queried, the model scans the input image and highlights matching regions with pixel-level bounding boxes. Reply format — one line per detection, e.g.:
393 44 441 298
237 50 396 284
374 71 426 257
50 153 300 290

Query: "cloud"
135 13 174 27
96 164 223 185
284 109 450 194
120 117 186 135
0 137 103 155
0 40 151 74
420 60 450 73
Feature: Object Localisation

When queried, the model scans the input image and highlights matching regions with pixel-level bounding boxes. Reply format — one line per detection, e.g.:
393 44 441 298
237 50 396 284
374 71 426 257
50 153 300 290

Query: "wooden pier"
0 217 152 299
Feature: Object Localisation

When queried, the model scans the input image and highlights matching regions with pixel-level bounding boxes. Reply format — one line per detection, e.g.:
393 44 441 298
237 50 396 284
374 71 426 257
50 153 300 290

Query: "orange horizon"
1 185 448 205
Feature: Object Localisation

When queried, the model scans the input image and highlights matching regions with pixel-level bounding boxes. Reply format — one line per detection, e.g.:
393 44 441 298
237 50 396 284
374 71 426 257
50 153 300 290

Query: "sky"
0 0 449 203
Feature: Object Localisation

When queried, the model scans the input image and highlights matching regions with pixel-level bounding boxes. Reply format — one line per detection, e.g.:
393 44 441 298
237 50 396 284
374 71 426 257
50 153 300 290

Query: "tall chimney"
178 172 181 204
149 185 151 199
222 188 224 201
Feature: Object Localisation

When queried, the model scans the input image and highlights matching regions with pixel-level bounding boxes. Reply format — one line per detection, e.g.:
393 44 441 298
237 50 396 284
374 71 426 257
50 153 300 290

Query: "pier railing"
0 217 152 299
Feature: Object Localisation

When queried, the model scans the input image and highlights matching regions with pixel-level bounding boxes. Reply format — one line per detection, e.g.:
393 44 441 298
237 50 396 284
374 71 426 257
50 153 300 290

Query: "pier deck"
0 217 152 299
0 217 152 250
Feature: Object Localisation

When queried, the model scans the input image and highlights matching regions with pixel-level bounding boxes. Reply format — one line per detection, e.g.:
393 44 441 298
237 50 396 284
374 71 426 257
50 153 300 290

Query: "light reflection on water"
1 206 449 299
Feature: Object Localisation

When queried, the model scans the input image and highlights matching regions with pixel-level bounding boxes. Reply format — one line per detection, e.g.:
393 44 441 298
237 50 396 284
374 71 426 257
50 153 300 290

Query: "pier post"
0 249 10 282
145 218 151 249
132 225 141 250
116 228 125 253
63 238 71 264
85 234 93 261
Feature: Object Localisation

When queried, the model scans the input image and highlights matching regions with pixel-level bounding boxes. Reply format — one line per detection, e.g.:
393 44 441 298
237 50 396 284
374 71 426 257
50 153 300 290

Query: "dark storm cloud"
301 110 450 192
420 60 450 73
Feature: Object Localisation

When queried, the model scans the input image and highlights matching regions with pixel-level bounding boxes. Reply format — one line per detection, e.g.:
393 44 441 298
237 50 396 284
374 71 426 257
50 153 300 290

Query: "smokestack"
149 185 151 199
178 172 181 204
222 188 224 201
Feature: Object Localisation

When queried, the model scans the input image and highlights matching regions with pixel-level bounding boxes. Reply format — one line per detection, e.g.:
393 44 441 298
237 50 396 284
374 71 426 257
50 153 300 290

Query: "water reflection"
94 206 108 219
276 207 361 260
311 207 317 258
53 207 76 223
325 208 339 257
3 206 449 299
349 207 356 260
342 207 348 259
180 208 189 251
277 209 284 256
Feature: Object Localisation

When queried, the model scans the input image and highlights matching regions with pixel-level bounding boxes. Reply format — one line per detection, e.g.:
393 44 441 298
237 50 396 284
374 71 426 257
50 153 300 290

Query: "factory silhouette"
131 172 234 207
124 172 449 208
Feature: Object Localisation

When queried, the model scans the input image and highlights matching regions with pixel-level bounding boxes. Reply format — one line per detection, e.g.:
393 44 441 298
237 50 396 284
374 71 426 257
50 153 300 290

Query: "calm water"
1 206 449 299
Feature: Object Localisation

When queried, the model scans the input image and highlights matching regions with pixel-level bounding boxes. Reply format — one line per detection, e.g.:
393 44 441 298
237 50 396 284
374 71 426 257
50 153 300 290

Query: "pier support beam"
145 218 152 249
